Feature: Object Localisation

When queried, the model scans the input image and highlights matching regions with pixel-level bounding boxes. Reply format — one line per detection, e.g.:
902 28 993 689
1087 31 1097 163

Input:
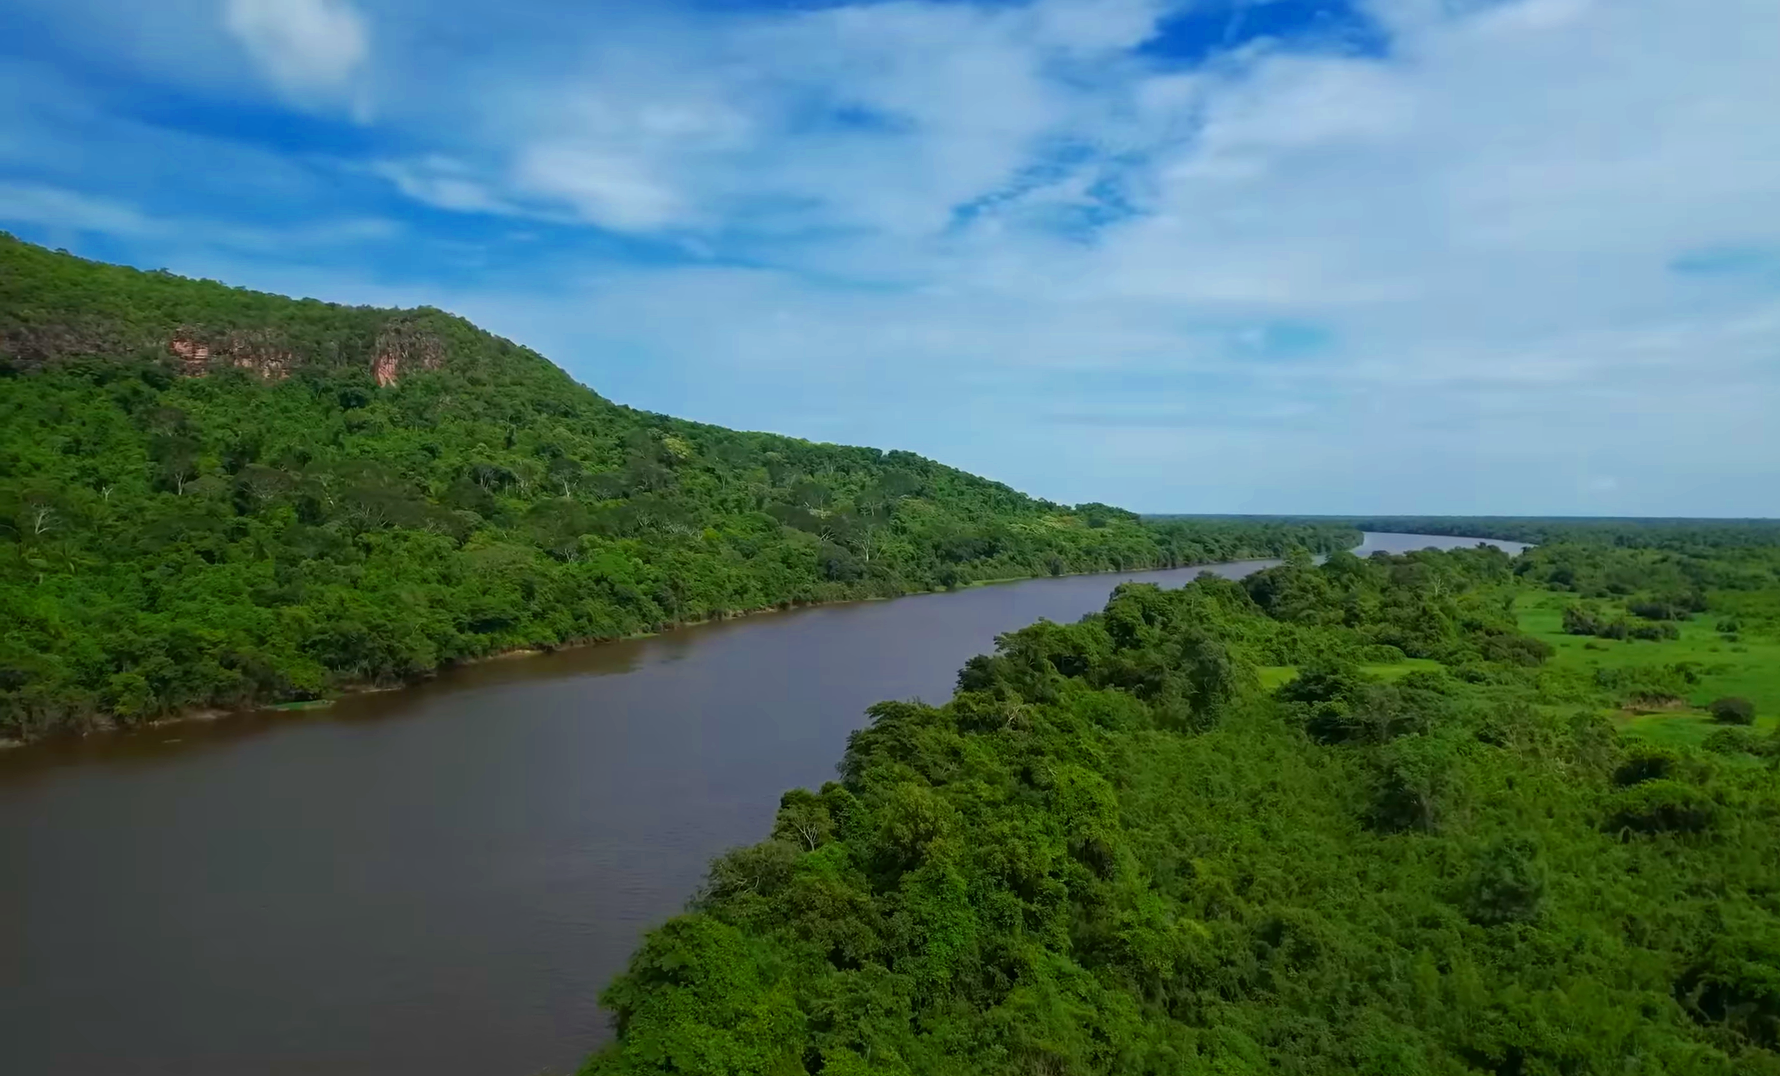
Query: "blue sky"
2 0 1777 516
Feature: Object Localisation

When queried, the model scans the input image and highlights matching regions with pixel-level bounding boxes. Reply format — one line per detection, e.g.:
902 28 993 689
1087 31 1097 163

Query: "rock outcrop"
168 328 294 380
370 320 446 386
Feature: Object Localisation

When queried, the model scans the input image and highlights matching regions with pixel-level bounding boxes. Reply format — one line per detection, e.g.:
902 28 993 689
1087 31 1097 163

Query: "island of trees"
0 235 1355 741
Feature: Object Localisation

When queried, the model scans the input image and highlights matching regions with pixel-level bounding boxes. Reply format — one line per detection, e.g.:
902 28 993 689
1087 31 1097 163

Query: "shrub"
1279 662 1365 706
1628 598 1695 621
1596 664 1699 707
1562 606 1605 636
1709 697 1756 725
1606 780 1716 836
1479 633 1554 666
1702 728 1756 755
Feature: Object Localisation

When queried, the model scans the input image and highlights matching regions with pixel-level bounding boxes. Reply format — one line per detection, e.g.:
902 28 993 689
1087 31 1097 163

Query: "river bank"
4 536 1381 752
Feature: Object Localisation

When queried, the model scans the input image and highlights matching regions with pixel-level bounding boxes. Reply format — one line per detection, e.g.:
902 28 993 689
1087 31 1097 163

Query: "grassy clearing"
1515 590 1780 747
1258 658 1442 692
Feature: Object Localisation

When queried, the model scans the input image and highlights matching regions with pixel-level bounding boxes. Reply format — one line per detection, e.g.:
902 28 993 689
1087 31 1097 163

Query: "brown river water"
0 533 1523 1076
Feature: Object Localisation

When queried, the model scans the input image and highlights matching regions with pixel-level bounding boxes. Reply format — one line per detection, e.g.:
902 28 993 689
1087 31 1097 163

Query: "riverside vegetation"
583 527 1780 1075
0 235 1356 741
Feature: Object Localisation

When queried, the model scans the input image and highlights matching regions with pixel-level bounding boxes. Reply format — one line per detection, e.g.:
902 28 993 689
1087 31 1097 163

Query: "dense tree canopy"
0 236 1357 740
585 537 1780 1076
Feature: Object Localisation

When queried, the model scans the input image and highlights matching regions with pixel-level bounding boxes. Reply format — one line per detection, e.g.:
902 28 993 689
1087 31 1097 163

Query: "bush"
1628 598 1696 621
1595 664 1695 707
1709 696 1757 725
1702 727 1756 755
1479 633 1554 666
1562 606 1606 636
1279 662 1365 706
1606 780 1717 836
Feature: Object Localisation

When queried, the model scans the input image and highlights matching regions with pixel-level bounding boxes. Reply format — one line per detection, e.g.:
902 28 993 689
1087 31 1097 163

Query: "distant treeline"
1203 515 1780 550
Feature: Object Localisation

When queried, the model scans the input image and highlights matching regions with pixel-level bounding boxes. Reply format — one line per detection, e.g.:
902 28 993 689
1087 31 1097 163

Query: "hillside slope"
0 236 1356 740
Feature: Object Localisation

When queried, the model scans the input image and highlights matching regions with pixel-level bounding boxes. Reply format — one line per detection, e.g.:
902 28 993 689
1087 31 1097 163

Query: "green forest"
0 236 1356 741
583 525 1780 1075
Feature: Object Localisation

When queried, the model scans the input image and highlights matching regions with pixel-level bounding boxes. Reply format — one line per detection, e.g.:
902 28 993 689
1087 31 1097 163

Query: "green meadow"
1517 590 1780 748
1257 573 1778 754
1258 657 1443 692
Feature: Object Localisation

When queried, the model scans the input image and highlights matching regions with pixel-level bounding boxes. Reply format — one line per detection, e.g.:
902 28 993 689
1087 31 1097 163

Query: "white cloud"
513 145 686 232
224 0 369 106
372 157 520 216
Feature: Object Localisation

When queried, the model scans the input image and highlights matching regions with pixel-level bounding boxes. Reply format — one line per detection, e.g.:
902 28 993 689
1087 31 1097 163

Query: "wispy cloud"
0 181 397 252
223 0 371 111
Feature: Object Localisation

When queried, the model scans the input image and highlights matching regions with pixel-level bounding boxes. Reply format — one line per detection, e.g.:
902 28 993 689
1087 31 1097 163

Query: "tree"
1461 838 1547 926
547 455 583 496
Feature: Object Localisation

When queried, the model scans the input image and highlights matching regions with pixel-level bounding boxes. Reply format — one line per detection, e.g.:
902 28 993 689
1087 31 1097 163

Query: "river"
0 533 1524 1076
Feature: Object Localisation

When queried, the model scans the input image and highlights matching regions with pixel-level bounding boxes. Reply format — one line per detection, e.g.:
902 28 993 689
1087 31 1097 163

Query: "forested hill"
0 235 1356 741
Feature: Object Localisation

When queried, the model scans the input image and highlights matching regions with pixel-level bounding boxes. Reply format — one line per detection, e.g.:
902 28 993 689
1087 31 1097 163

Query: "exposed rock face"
168 336 210 375
168 328 293 380
3 307 443 387
372 351 400 388
371 321 446 387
